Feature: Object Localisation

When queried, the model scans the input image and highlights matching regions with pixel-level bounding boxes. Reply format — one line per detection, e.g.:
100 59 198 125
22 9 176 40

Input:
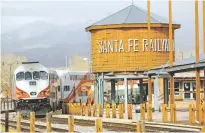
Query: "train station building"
86 4 204 115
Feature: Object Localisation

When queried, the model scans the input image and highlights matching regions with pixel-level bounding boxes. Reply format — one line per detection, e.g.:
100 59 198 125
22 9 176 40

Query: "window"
58 86 60 91
63 86 70 91
40 71 48 80
33 71 40 80
168 81 180 96
16 72 24 81
174 82 180 95
64 86 67 91
67 86 70 91
79 91 87 96
25 72 32 80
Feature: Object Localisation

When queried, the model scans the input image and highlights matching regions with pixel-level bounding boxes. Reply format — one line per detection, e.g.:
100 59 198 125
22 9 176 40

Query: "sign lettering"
98 38 172 53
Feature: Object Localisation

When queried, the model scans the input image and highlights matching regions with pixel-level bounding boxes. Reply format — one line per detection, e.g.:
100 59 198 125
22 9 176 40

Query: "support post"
189 104 195 124
195 0 200 121
201 127 205 132
82 103 86 116
119 104 123 119
88 104 91 116
46 113 52 132
5 111 8 132
30 112 35 133
196 69 200 121
147 0 151 69
111 80 116 104
154 77 159 112
199 104 203 124
128 104 132 119
4 101 6 110
95 118 102 132
106 104 110 118
170 104 176 123
169 0 173 66
136 121 141 132
203 104 205 124
98 104 102 117
68 115 74 132
17 112 21 133
148 75 152 121
140 104 145 120
203 0 205 105
124 77 128 119
164 78 169 104
140 121 145 132
162 104 168 123
147 104 152 121
112 104 116 118
95 74 98 104
93 104 96 117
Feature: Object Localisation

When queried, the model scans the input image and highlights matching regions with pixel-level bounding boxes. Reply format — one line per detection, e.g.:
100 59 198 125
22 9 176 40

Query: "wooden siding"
90 25 177 73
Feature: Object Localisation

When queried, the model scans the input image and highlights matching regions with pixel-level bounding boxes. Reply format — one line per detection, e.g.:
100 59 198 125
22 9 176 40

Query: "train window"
25 72 32 80
64 86 67 91
40 71 48 80
33 71 40 80
16 72 24 81
67 86 70 91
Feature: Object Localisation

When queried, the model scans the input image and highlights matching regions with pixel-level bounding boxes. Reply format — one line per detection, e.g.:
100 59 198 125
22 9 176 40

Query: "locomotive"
13 62 60 116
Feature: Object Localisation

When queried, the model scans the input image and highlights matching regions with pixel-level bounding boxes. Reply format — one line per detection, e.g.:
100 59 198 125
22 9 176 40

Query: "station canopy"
146 53 205 76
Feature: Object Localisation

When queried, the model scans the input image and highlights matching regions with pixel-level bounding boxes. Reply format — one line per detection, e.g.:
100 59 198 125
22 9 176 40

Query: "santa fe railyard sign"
98 38 173 53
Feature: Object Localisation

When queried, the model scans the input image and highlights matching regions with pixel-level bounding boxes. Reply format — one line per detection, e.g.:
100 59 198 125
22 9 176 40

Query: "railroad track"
50 117 201 132
1 116 202 132
0 119 69 132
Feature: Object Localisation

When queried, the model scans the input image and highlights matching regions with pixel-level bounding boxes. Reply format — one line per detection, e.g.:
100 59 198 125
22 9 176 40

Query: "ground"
0 124 16 132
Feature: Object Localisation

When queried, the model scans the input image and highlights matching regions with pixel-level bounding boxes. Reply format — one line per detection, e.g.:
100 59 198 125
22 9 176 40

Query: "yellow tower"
86 5 180 73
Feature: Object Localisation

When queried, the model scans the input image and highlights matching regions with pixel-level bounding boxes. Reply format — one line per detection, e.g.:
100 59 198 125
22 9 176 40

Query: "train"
13 62 60 116
13 62 150 116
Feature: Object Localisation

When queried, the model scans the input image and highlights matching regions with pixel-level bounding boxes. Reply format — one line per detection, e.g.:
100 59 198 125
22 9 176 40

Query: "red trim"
37 86 50 98
16 87 30 98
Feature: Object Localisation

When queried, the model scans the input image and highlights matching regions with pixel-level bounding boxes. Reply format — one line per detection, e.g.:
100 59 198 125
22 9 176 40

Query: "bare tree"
1 53 27 100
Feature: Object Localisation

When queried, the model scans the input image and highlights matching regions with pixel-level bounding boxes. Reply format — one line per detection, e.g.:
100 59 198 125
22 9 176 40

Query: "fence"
1 100 15 112
65 103 205 125
3 111 145 132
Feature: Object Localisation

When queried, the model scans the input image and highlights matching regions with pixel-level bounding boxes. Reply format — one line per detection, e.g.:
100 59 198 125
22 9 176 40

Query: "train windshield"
16 72 24 81
40 71 48 80
33 71 40 80
25 72 32 80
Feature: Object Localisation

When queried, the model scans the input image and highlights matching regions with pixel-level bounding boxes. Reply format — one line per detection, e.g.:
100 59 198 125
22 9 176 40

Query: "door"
183 82 191 99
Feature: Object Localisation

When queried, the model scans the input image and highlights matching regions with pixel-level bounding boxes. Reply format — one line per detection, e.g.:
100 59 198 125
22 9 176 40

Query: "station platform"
53 109 195 126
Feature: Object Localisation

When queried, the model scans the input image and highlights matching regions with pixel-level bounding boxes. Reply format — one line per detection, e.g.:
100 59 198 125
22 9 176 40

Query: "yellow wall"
89 25 178 73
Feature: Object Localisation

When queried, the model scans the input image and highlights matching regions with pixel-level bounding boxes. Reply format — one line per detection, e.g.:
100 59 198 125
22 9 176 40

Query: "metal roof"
90 4 178 26
146 53 205 75
153 54 205 70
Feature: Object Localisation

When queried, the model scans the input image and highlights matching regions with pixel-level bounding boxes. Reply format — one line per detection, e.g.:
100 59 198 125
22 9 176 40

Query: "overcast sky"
1 0 204 56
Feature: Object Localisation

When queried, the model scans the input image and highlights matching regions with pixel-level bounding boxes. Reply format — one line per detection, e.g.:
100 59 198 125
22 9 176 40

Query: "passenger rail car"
13 62 60 116
60 71 94 113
